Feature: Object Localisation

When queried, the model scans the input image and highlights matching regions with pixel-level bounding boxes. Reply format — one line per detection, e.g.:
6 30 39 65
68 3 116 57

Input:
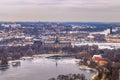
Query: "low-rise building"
106 34 120 42
42 37 71 48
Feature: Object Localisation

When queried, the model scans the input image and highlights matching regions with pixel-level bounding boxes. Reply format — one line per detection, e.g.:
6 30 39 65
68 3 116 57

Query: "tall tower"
110 26 113 34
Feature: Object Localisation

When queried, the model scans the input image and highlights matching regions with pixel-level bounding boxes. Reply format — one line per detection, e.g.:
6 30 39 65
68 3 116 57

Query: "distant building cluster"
0 22 119 49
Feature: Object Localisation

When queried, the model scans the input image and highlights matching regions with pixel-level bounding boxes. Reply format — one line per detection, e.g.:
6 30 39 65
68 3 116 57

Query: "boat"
11 61 20 67
0 64 9 69
79 65 96 73
21 57 33 61
8 60 21 67
79 65 88 70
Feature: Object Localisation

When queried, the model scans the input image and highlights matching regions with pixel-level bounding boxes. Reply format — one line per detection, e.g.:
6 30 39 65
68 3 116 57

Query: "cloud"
0 0 60 6
0 0 120 7
0 0 120 22
0 0 120 10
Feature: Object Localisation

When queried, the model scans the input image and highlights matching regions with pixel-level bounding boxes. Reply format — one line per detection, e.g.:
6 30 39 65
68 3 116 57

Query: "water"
0 54 95 80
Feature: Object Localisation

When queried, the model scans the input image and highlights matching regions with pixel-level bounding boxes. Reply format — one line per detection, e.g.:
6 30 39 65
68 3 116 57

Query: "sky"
0 0 120 22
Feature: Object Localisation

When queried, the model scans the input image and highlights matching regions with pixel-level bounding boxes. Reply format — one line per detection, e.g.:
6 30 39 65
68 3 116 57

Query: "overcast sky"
0 0 120 22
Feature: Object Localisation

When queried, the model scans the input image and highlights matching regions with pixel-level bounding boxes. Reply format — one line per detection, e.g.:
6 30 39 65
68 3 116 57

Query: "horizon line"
0 21 120 23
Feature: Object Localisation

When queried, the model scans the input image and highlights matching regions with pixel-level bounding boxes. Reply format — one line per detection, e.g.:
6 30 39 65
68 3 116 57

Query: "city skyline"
0 0 120 22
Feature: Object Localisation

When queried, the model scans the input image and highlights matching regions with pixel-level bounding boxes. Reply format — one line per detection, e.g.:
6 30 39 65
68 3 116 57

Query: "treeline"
0 44 120 63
